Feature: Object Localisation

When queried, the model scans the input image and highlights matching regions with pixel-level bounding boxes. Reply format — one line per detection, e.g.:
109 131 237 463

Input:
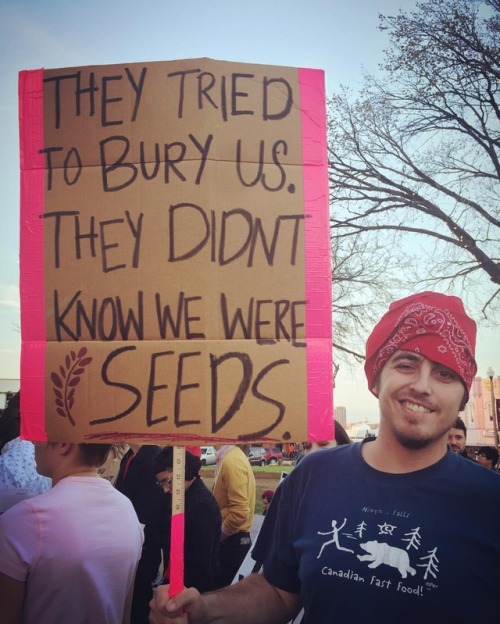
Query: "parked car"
248 447 267 466
263 447 283 465
247 446 283 466
200 446 217 466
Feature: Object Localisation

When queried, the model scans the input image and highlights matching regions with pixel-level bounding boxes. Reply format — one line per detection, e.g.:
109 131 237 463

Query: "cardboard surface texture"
19 58 332 444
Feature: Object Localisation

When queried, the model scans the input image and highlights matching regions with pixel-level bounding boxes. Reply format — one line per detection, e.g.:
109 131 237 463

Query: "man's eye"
437 369 457 380
396 363 414 371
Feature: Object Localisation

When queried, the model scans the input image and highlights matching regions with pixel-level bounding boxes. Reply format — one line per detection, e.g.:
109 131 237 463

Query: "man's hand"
149 585 205 623
149 575 301 624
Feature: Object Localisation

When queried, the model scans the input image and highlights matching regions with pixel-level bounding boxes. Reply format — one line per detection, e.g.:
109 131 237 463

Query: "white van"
200 446 217 466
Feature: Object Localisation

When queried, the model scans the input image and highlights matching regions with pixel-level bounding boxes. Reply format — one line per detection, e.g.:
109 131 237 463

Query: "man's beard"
393 422 449 450
396 434 434 450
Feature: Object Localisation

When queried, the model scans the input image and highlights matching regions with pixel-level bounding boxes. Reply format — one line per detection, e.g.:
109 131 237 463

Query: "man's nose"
410 367 432 394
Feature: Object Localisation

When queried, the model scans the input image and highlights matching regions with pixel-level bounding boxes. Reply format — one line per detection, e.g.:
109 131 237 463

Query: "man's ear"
57 442 75 457
371 384 379 398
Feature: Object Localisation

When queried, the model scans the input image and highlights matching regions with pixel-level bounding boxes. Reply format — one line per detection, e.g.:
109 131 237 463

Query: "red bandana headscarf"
364 292 477 401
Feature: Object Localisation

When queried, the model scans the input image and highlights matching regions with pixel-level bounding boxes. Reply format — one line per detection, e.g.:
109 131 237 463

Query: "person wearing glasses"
153 447 222 594
476 446 500 471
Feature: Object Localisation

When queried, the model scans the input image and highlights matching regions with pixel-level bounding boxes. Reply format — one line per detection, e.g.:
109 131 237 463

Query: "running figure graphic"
317 518 354 559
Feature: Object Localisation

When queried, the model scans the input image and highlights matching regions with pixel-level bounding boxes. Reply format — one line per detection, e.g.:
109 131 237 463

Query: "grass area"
201 463 292 476
252 464 292 475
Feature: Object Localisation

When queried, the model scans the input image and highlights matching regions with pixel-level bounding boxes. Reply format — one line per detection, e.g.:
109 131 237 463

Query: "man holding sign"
16 52 338 624
18 56 334 624
149 292 500 623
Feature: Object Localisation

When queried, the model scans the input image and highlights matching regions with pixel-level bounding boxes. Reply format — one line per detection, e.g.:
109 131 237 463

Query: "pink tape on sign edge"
299 68 334 442
19 68 46 441
169 512 185 596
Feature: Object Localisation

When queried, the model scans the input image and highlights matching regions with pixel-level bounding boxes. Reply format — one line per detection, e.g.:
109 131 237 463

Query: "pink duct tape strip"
169 512 185 597
299 68 334 442
19 69 46 441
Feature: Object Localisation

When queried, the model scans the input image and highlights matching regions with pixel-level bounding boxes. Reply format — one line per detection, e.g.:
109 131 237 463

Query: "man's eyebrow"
389 352 422 363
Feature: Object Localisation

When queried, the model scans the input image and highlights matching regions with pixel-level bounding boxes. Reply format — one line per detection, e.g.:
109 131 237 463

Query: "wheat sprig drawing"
50 347 93 426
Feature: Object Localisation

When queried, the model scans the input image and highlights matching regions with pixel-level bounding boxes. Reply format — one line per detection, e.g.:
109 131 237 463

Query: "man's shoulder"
137 445 162 460
448 451 500 493
0 488 47 526
284 443 359 488
300 442 359 469
223 446 251 466
189 481 221 512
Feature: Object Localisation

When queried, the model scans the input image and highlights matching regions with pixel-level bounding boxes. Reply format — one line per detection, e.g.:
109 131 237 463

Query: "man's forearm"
149 573 301 624
202 574 300 624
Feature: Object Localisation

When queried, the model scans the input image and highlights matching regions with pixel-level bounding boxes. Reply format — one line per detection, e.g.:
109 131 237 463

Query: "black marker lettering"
91 346 141 425
231 73 254 116
146 351 173 426
168 203 209 262
75 71 98 119
174 351 202 427
210 352 252 433
42 210 79 268
124 66 147 122
43 72 80 129
197 72 217 110
53 290 144 341
167 68 200 118
100 219 126 273
75 214 97 260
39 147 63 191
100 135 137 192
263 77 293 120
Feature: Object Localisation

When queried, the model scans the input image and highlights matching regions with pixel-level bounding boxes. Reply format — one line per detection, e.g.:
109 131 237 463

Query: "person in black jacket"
115 444 170 624
153 447 221 593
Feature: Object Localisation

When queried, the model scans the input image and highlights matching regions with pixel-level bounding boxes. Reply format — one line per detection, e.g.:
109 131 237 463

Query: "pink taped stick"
299 68 334 441
18 69 46 441
169 512 185 596
169 446 186 596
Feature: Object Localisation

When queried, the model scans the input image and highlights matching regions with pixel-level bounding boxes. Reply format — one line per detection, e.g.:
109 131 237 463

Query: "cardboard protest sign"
19 58 332 445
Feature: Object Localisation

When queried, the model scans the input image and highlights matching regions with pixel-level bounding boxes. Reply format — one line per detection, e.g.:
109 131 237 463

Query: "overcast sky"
1 0 498 421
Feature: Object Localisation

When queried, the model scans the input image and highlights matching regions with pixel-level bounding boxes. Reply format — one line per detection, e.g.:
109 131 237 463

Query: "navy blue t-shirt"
252 442 500 623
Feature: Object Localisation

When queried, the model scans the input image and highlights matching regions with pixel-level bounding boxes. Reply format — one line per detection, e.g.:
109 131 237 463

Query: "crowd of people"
0 292 499 623
0 414 258 623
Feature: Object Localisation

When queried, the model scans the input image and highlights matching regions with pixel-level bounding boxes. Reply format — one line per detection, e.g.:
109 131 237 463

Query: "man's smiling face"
373 350 466 450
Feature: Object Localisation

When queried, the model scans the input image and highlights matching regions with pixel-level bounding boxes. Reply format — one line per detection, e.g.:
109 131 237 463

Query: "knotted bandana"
364 292 477 400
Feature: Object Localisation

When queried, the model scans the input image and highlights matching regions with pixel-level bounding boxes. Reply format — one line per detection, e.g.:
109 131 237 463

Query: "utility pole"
486 368 499 449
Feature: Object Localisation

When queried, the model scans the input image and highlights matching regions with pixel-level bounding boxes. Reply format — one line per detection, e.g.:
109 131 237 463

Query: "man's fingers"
166 587 201 611
150 585 201 622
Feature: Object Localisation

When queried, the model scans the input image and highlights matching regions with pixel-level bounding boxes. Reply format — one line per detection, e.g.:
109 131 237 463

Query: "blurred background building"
0 379 20 409
461 374 499 448
334 406 347 428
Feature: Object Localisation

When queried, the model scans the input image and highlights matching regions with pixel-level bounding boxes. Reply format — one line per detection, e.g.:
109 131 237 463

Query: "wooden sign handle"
169 446 185 596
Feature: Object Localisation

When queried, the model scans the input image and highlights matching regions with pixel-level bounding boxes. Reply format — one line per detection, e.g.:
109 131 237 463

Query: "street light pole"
486 367 499 449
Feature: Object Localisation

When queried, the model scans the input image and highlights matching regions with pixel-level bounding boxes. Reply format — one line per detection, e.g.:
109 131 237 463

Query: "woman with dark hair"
153 447 221 593
296 420 352 464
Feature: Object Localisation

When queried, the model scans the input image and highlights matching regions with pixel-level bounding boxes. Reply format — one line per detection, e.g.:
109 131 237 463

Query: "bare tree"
331 232 407 365
329 0 500 337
